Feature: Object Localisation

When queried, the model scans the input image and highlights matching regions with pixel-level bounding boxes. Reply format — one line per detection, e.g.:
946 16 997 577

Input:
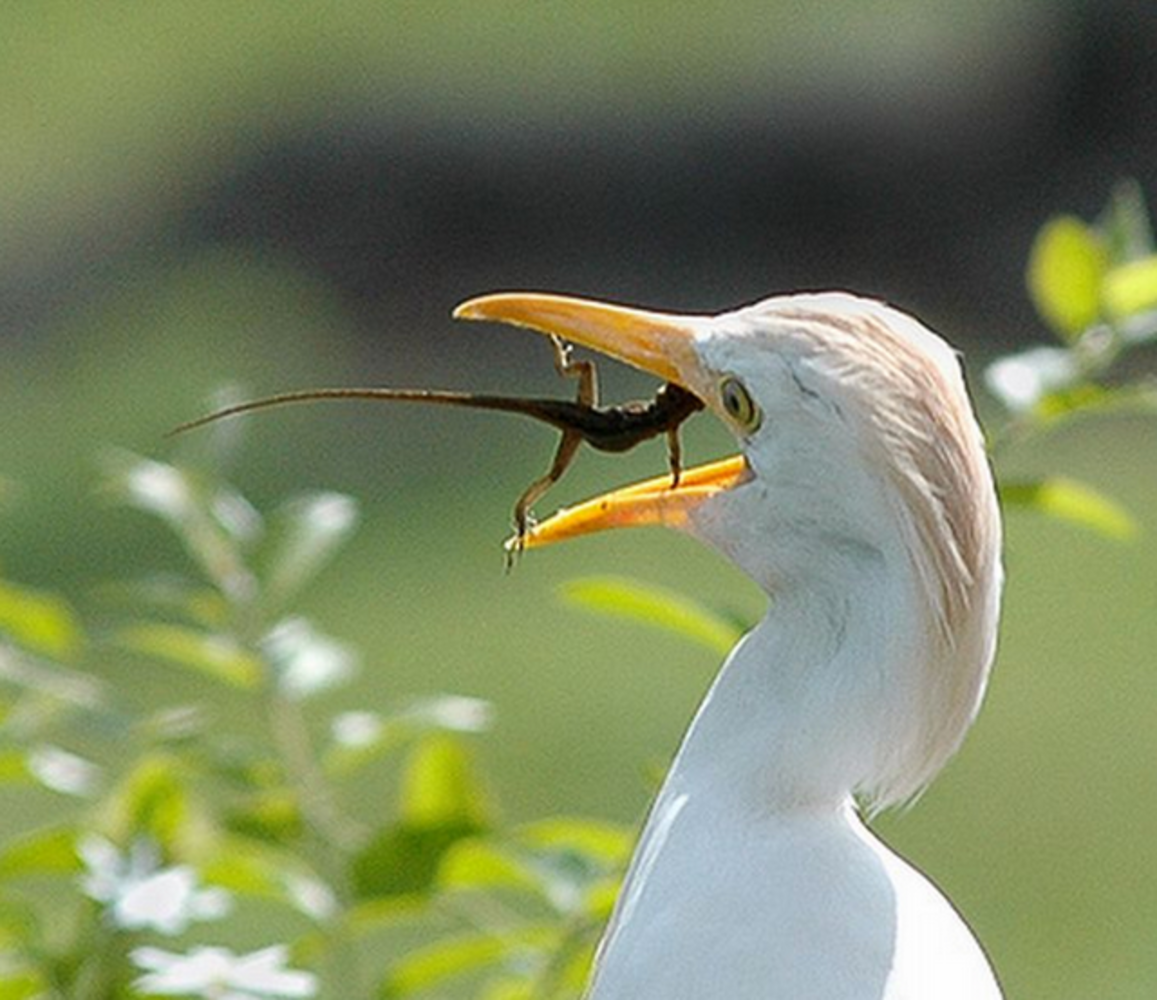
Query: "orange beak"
453 292 750 549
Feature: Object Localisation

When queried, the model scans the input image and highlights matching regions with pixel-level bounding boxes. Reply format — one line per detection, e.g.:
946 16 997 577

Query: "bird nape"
455 290 1004 1000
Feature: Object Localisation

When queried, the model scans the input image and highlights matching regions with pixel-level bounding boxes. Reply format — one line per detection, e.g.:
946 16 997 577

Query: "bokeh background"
4 3 1156 997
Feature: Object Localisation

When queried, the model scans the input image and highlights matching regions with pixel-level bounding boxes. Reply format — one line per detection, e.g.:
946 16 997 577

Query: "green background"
3 4 1156 998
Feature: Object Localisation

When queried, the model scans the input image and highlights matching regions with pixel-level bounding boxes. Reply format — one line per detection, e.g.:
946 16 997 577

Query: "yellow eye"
720 376 761 431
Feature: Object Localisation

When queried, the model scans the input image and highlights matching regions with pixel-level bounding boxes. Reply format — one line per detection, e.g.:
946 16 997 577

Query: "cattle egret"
454 291 1004 1000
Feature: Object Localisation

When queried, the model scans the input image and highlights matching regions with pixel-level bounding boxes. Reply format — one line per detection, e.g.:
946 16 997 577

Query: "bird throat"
666 581 926 816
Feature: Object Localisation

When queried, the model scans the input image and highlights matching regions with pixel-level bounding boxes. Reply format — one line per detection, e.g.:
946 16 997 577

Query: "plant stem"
265 686 367 997
527 914 596 1000
267 689 362 856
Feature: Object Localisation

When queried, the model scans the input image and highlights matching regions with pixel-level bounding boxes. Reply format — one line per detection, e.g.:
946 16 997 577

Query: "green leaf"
114 622 262 688
96 576 230 630
345 895 428 936
1100 178 1154 264
201 844 287 900
517 818 631 867
0 894 41 948
0 581 82 661
201 838 328 917
1028 382 1157 431
1001 477 1138 540
353 821 479 900
258 492 359 607
1031 382 1112 422
437 839 544 898
399 736 494 830
0 751 31 785
353 736 493 900
0 827 79 880
200 847 283 902
0 969 45 1000
438 820 632 918
98 755 189 846
512 819 631 917
1102 255 1157 326
583 877 622 922
478 981 534 1000
1026 216 1108 339
545 933 601 995
560 575 742 655
380 928 554 998
224 790 304 845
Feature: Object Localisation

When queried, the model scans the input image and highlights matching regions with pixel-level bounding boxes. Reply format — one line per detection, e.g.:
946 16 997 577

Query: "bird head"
455 291 1003 806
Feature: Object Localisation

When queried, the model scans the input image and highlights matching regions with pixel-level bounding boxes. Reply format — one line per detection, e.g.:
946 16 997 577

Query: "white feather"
587 293 1003 999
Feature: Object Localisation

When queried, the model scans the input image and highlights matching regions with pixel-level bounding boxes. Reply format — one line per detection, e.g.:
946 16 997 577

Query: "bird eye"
719 376 761 432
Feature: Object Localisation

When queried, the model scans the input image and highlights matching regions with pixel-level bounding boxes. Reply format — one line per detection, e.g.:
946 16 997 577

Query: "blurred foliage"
0 425 631 998
988 180 1157 537
0 188 1153 998
558 576 742 657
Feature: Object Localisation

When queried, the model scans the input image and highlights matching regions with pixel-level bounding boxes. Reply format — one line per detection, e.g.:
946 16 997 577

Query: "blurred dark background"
3 3 1156 998
7 2 1156 353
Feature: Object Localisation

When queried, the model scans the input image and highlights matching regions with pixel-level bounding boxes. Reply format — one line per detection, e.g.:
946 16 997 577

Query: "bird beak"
453 292 751 548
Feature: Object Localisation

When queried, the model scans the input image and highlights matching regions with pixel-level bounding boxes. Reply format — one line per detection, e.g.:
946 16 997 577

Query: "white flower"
984 346 1077 412
413 695 493 734
131 944 317 999
299 492 358 535
261 618 356 699
123 459 194 520
330 710 382 748
27 745 101 796
211 491 263 545
330 697 493 752
283 873 337 922
78 836 231 935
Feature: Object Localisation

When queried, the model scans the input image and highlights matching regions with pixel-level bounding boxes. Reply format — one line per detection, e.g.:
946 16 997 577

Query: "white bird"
454 290 1004 1000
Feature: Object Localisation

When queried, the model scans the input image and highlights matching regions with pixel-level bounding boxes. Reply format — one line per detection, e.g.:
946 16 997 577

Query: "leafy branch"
986 180 1157 538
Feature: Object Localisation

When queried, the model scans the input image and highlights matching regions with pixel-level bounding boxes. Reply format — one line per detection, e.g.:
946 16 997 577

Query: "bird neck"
665 579 922 816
